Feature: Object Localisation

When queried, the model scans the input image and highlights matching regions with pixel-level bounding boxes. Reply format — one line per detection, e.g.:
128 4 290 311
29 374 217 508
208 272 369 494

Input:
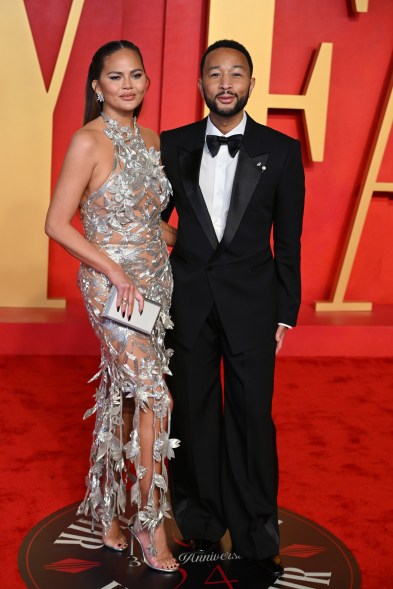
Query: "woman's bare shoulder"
71 118 105 151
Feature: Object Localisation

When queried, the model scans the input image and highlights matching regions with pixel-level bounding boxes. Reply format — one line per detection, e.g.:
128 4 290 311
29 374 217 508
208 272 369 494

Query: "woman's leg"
121 333 178 570
100 397 134 551
133 393 178 569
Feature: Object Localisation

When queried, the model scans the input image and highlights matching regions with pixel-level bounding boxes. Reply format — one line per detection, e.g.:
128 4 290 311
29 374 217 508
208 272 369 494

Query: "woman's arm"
45 129 143 312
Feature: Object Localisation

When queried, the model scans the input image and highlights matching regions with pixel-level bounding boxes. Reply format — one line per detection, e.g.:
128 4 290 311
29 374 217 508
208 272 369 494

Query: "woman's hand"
108 267 144 318
161 220 177 247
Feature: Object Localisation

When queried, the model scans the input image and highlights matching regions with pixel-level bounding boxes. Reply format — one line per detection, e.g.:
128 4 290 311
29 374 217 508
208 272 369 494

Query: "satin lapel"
179 146 219 249
216 149 269 253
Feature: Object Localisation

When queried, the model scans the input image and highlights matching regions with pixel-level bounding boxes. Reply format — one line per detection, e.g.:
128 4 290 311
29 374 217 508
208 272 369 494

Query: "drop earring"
96 91 104 103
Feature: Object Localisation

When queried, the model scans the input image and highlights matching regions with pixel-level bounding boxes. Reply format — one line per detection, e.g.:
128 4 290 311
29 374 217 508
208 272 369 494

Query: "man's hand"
275 325 287 355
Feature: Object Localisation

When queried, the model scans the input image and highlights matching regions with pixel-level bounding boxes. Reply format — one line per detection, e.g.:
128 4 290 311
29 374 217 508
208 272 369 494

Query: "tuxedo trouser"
166 304 280 559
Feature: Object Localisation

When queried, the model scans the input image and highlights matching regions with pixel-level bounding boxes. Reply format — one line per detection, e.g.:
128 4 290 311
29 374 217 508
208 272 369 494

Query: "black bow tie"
206 134 243 158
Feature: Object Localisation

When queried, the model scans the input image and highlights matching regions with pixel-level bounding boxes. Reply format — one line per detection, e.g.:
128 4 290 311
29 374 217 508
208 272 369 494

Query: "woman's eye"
109 75 120 80
133 73 142 79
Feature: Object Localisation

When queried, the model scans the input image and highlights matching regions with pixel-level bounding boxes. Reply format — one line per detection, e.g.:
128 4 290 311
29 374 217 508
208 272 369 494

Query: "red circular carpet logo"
18 503 361 588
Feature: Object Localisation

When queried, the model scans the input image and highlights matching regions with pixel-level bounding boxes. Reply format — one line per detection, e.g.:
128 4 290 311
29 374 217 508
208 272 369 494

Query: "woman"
45 40 179 573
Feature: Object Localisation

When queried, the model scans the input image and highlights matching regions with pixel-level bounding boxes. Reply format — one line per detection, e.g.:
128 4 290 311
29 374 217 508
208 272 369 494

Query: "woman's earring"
96 91 104 103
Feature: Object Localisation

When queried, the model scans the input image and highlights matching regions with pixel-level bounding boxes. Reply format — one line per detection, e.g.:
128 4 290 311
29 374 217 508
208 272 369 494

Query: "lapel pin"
256 162 267 172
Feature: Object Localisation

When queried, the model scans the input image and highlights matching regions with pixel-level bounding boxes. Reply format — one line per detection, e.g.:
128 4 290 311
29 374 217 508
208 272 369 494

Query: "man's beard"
202 87 250 118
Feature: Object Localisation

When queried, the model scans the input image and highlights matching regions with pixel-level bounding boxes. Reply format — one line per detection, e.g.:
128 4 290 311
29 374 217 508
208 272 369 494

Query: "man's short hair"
200 39 254 76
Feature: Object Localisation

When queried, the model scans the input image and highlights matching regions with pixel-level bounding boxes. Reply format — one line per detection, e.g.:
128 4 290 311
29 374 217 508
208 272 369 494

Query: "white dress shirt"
199 113 247 242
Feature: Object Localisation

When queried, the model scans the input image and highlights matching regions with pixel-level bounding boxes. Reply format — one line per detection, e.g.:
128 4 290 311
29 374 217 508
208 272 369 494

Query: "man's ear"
198 79 203 98
249 77 256 97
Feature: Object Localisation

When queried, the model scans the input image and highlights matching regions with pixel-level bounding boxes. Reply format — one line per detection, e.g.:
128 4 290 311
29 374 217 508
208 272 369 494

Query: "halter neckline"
101 112 139 140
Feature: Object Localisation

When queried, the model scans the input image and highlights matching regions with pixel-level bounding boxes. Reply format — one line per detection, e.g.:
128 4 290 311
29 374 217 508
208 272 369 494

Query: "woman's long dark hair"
83 40 146 125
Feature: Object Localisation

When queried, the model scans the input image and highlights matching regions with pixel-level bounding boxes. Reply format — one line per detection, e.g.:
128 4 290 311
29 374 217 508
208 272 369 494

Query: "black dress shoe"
249 555 284 578
188 538 216 553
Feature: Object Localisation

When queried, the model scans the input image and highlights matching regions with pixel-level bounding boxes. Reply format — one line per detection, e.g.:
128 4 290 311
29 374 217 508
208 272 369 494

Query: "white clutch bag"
102 286 161 335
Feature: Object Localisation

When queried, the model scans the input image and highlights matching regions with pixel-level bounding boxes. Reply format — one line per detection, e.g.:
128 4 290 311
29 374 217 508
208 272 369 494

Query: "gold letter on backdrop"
316 70 393 311
0 0 84 308
352 0 369 12
206 0 333 162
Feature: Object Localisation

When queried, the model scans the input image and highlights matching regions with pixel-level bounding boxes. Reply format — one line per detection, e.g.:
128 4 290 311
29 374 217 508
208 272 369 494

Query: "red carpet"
1 355 392 588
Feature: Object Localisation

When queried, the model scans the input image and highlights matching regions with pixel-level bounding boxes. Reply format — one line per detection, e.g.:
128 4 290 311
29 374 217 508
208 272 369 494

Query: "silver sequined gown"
77 114 178 549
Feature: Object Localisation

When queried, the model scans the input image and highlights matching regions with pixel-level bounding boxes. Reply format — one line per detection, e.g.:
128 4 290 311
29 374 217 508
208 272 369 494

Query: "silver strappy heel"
129 514 179 573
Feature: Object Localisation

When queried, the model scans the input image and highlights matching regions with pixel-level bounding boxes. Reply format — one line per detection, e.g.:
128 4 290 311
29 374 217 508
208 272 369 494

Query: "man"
160 39 305 578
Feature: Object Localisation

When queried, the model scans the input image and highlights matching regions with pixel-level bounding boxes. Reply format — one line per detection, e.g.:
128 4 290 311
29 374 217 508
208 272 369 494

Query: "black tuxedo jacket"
160 115 305 355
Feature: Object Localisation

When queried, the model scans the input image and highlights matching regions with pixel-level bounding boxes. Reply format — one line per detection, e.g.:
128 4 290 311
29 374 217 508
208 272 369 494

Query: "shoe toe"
188 538 215 553
250 555 284 577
